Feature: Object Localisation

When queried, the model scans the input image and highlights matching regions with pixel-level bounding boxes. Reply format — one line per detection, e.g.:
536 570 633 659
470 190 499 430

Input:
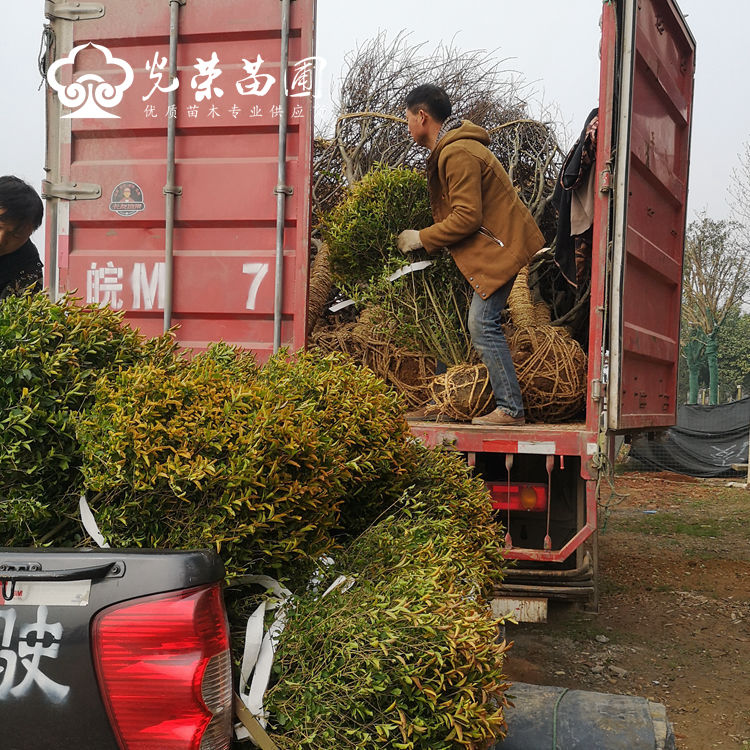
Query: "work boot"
471 408 526 426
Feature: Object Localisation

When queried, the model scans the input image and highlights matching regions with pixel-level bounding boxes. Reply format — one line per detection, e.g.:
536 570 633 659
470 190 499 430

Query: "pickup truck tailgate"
0 548 227 750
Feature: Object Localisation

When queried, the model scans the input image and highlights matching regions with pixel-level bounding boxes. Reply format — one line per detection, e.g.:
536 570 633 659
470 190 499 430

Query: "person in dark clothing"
0 175 44 301
552 108 599 290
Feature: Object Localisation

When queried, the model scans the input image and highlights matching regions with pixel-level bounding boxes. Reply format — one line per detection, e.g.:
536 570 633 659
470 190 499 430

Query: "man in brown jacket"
398 84 544 426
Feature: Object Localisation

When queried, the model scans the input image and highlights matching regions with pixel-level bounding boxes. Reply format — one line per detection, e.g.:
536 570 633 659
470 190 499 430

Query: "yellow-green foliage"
76 349 412 581
1 296 509 745
320 165 433 289
0 293 177 544
266 448 509 750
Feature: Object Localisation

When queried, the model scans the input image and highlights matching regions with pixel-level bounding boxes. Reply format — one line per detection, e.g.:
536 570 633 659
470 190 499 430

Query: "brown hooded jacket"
418 120 544 299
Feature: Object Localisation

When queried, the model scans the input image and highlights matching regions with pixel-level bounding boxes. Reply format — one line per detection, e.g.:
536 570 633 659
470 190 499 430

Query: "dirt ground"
503 471 750 750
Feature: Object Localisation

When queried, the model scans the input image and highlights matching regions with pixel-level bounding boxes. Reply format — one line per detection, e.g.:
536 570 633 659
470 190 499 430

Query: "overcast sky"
1 0 747 241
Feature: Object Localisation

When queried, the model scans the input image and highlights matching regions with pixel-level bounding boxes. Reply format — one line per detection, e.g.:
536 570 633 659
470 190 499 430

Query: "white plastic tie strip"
321 574 355 598
235 576 292 742
234 570 355 744
386 259 433 282
328 298 356 312
79 493 110 548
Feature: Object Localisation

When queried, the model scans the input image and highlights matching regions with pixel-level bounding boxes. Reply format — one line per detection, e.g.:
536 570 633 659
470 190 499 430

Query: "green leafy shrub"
1 294 509 746
319 165 473 365
320 165 433 289
0 293 177 544
76 349 412 582
266 447 509 749
362 255 474 366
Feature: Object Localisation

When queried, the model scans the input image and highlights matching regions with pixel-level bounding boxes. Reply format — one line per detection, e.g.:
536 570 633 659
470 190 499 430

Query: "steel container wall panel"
67 159 307 222
46 0 317 355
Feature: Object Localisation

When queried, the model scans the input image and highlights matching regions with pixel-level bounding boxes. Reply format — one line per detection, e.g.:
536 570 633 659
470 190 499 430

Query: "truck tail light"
488 482 548 512
92 584 233 750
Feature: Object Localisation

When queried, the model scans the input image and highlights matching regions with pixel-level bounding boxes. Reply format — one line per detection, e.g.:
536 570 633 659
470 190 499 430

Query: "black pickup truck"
0 549 233 750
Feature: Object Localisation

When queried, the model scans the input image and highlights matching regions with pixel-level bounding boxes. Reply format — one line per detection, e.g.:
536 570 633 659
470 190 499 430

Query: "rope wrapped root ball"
429 364 495 421
352 306 435 407
309 321 362 360
381 350 435 407
506 266 587 422
510 325 587 422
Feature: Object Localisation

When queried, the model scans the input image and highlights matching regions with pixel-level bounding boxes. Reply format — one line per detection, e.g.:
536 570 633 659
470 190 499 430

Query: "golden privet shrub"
266 448 510 750
76 349 412 582
0 293 177 545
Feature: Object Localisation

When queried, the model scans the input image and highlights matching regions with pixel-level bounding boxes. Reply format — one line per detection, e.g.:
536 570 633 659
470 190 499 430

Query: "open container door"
607 0 696 430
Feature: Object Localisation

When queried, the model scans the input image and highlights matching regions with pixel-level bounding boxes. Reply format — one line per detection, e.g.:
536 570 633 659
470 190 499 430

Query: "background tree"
679 329 706 404
728 140 750 240
717 307 750 400
681 214 749 403
678 308 750 404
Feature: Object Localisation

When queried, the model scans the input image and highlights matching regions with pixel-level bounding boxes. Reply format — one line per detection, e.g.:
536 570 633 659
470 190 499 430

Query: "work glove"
397 229 423 254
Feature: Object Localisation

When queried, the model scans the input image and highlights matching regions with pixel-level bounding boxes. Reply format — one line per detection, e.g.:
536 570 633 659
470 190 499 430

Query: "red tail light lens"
92 584 233 750
488 482 548 512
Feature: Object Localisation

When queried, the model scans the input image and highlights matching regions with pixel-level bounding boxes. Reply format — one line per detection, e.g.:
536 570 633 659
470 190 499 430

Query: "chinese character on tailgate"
0 607 70 704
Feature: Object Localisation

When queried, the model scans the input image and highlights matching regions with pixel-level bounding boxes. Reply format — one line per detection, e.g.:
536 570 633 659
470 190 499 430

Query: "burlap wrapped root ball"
506 266 587 422
510 326 587 421
353 307 435 408
306 241 333 336
428 364 495 421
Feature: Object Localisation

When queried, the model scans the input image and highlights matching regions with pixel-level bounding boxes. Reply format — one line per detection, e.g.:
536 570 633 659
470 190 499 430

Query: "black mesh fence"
628 397 750 478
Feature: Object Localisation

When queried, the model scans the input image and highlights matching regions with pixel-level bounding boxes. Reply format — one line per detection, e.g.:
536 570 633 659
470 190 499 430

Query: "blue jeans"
467 278 524 418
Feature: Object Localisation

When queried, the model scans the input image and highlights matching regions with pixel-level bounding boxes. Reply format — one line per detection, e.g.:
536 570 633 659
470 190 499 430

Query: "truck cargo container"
41 0 695 616
411 0 695 615
43 0 316 356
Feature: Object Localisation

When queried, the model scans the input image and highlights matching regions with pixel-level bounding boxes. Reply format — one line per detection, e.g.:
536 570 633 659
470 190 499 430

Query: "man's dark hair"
0 176 44 230
405 85 452 123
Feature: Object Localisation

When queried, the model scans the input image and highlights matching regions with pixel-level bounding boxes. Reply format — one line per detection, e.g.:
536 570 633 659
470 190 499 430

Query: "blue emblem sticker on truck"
109 181 145 217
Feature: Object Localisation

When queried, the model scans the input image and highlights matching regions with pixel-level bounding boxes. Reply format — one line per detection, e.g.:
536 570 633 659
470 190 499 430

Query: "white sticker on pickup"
1 580 91 607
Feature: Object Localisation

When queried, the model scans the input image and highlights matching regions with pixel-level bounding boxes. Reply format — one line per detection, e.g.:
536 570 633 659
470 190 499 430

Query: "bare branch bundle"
313 32 564 233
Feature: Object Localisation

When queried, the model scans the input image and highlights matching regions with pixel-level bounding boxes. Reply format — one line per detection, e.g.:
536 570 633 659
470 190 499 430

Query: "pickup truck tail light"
92 584 233 750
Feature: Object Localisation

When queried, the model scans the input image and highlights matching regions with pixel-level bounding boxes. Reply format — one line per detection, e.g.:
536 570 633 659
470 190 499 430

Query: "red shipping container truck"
43 0 316 356
42 0 695 615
